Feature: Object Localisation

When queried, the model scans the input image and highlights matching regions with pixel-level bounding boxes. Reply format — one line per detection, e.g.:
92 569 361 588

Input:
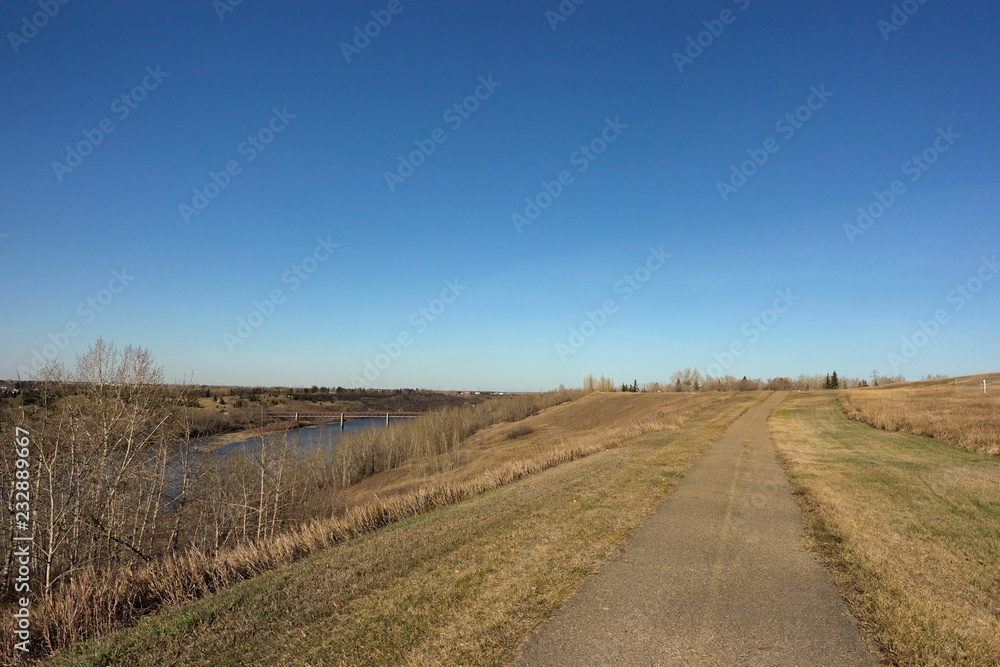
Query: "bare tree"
2 340 177 602
670 368 703 392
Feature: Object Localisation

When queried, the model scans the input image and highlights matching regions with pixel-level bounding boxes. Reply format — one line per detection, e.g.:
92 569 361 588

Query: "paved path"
517 392 878 666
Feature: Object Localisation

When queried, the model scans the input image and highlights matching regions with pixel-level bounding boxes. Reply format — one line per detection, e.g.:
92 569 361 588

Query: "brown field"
839 374 1000 455
771 392 1000 666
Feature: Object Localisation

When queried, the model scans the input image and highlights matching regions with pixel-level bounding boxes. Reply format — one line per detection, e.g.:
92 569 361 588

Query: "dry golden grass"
331 390 581 487
770 392 1000 666
337 391 724 510
10 391 744 665
840 374 1000 455
38 392 763 666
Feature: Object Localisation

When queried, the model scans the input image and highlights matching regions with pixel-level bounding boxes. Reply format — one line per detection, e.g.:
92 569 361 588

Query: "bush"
506 424 534 439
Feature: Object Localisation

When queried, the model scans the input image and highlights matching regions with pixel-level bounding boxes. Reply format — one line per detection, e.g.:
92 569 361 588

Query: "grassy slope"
840 374 1000 456
769 392 1000 666
338 390 729 508
46 392 763 666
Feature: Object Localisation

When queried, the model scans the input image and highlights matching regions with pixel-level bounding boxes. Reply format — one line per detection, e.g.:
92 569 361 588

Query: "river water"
209 417 405 457
158 418 412 508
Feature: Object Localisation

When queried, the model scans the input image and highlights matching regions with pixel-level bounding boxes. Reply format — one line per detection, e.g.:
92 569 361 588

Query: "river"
208 416 408 457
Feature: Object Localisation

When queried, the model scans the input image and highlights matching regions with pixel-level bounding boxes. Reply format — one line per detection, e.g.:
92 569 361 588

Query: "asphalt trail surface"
517 392 878 666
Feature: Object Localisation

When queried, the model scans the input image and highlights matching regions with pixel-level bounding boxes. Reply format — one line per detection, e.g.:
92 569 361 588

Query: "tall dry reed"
332 390 581 486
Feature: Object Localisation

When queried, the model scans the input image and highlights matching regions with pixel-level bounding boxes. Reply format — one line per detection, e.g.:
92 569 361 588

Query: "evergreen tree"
824 374 831 389
831 371 839 389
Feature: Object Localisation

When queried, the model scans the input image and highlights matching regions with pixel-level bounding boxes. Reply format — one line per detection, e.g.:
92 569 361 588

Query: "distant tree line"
583 369 908 393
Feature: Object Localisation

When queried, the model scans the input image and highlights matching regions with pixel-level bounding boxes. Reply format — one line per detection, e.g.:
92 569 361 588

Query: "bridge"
266 411 421 430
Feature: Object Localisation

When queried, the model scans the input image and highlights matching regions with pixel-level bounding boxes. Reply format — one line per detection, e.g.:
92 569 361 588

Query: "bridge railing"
265 411 421 429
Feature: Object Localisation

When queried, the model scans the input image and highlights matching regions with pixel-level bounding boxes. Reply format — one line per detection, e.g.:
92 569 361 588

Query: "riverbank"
39 392 757 665
177 387 489 446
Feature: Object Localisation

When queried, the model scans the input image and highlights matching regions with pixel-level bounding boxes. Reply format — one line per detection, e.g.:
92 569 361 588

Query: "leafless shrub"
506 424 534 440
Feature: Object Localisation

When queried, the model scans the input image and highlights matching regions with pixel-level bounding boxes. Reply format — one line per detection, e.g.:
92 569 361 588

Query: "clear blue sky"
2 0 998 390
